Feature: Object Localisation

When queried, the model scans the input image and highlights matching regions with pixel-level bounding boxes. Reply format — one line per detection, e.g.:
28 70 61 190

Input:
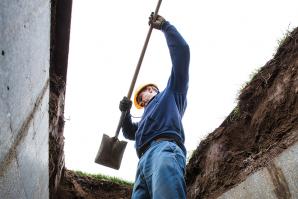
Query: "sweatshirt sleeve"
121 112 138 140
162 21 190 93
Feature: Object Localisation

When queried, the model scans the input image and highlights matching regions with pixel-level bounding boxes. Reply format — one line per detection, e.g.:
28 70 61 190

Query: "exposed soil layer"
49 0 71 197
185 27 298 198
56 169 133 199
49 73 67 198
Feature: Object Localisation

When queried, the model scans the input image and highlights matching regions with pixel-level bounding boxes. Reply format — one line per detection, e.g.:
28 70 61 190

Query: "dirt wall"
49 0 72 197
185 27 298 199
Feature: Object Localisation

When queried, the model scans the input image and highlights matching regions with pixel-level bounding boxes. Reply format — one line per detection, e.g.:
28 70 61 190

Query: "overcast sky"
64 0 298 181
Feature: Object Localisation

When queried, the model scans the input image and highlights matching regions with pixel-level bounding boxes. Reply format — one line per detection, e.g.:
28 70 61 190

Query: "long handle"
114 0 163 138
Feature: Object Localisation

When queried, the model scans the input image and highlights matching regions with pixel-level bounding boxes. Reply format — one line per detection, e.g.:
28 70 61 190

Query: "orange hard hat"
133 83 158 109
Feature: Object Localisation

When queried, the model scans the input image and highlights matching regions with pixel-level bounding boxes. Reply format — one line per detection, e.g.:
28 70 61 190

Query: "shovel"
95 0 163 170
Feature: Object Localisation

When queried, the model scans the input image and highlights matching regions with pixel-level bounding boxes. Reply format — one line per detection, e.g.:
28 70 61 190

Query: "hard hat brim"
133 83 158 109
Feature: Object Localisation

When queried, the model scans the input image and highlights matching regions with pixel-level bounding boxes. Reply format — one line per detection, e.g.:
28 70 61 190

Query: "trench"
48 1 298 198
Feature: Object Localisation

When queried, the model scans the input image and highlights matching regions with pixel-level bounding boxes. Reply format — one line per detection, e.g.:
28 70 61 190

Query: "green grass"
233 67 260 121
275 27 292 51
237 67 261 98
74 170 134 187
231 27 295 123
229 105 240 122
238 26 295 100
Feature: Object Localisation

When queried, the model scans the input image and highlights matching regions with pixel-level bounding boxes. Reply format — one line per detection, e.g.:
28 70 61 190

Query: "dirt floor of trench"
56 169 132 199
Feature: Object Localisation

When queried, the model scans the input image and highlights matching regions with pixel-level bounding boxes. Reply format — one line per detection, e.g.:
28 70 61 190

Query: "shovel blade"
95 134 127 170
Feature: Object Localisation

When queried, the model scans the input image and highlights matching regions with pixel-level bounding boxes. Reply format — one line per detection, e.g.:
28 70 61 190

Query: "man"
119 13 190 199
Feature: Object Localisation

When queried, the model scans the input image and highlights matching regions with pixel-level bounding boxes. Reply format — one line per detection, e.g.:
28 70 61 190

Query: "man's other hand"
119 96 132 112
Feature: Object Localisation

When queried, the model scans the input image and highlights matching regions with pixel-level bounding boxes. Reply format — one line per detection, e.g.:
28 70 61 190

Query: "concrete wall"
0 0 50 198
218 138 298 199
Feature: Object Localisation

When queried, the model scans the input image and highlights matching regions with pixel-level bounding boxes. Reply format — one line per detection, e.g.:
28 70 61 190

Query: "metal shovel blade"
94 134 127 170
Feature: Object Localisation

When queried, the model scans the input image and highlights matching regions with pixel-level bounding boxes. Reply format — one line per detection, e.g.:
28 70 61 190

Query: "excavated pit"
49 2 298 196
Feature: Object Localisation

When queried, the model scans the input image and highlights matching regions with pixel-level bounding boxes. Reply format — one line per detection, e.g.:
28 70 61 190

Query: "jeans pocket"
166 142 186 171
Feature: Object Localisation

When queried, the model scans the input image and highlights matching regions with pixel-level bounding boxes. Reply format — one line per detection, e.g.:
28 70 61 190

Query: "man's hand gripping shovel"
94 0 163 170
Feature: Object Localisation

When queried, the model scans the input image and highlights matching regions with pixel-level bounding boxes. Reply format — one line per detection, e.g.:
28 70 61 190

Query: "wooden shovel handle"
115 0 163 138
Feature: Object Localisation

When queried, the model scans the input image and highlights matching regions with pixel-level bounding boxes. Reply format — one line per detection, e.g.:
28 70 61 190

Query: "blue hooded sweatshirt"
122 21 190 156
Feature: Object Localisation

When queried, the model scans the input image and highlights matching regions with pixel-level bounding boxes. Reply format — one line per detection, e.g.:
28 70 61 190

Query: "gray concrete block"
17 130 39 198
274 142 298 198
0 157 26 199
0 0 50 198
0 0 49 139
1 86 49 199
0 104 13 165
0 0 50 149
218 141 298 198
218 169 276 199
14 85 49 199
32 88 49 199
0 39 13 165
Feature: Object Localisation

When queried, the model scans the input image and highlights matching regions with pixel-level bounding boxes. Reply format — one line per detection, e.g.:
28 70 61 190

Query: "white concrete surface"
218 140 298 199
0 0 50 198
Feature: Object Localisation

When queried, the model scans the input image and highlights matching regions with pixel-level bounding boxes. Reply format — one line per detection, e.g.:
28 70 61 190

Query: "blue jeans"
132 140 186 199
